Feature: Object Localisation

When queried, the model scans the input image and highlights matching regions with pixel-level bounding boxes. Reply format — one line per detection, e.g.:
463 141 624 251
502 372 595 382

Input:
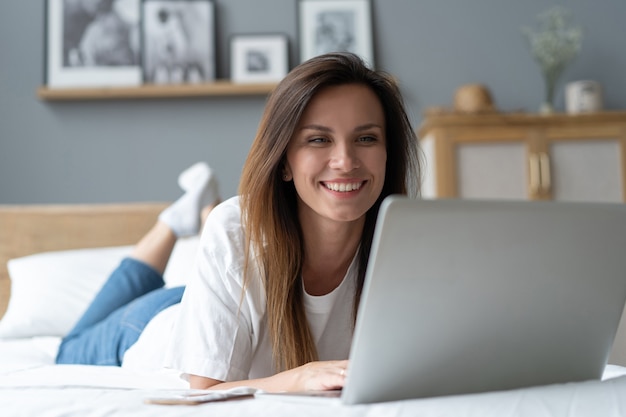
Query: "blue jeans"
55 258 184 366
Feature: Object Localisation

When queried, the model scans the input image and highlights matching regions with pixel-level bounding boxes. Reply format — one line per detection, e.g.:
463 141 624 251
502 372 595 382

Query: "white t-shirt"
164 196 356 381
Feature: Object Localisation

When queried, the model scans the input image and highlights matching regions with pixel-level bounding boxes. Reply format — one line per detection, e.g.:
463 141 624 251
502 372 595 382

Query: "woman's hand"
275 360 349 392
190 359 349 393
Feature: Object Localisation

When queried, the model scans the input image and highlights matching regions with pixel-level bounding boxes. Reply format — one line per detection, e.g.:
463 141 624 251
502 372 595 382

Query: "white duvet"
2 337 626 417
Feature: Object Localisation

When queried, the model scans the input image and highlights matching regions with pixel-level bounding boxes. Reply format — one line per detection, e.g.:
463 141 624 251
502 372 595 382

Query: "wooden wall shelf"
37 80 277 101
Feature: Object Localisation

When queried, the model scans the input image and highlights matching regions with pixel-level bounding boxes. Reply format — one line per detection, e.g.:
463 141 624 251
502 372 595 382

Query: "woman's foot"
158 162 221 237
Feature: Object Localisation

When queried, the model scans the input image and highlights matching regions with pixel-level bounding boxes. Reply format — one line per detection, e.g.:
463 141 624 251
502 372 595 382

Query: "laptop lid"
341 196 626 404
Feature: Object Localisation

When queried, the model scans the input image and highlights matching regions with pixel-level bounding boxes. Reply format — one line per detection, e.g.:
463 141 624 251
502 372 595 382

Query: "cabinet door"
541 127 625 203
456 141 528 199
421 127 533 200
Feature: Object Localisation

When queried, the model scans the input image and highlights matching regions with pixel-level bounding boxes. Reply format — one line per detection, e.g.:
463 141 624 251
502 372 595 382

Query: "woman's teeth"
325 182 362 192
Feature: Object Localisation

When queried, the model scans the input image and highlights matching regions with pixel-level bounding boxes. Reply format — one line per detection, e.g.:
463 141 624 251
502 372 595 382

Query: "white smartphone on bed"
144 387 257 405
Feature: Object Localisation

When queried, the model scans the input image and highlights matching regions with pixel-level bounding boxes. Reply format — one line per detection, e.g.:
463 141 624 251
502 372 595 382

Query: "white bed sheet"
2 337 626 417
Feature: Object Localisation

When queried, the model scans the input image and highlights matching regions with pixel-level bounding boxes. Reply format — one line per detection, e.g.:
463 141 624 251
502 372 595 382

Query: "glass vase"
540 71 560 114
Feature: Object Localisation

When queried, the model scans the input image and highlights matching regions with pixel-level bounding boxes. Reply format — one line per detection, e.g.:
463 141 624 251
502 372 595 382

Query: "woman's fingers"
296 360 349 391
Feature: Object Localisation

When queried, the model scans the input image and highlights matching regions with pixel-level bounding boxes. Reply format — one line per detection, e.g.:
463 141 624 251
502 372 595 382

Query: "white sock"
178 161 211 192
159 162 220 237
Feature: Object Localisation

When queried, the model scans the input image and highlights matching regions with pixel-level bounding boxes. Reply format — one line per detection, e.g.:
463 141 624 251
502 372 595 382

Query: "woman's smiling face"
284 83 387 226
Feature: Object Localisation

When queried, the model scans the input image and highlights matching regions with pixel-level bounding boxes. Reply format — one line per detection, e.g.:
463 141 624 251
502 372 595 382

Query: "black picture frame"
297 0 374 67
140 0 216 85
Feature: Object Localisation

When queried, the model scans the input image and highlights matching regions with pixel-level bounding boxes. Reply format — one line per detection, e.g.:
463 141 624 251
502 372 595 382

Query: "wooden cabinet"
418 111 626 203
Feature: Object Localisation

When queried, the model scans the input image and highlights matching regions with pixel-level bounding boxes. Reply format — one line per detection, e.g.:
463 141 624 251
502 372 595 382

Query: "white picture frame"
298 0 374 67
45 0 142 89
230 34 289 84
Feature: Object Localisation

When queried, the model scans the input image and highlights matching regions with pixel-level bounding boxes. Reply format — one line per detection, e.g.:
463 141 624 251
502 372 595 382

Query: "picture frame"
44 0 142 89
141 0 215 85
230 34 289 84
297 0 374 67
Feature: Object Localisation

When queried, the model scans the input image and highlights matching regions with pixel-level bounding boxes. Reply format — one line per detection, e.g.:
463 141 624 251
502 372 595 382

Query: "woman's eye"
358 135 377 143
308 137 328 143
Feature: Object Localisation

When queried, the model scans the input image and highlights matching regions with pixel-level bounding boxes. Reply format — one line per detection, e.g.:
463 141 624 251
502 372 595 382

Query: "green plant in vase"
522 7 583 114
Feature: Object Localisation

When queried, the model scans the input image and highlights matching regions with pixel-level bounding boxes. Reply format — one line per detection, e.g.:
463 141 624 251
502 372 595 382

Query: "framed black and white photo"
230 34 288 84
298 0 374 67
141 0 215 85
45 0 142 88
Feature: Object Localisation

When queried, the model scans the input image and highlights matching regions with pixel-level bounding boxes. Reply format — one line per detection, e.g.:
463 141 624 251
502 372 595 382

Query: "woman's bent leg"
55 163 220 366
56 257 180 365
64 258 166 339
56 286 184 365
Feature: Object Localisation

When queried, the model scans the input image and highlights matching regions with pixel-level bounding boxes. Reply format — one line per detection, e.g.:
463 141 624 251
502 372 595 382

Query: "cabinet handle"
539 152 551 193
529 154 541 196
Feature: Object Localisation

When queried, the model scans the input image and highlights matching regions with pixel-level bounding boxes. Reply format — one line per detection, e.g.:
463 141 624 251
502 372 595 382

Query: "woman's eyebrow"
299 123 383 132
300 124 332 132
354 123 384 132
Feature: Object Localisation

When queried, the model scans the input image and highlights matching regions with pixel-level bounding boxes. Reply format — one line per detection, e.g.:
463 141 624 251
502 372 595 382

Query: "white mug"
565 80 603 114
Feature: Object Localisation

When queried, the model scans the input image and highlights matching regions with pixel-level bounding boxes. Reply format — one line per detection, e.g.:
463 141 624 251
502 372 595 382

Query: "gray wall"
1 0 625 204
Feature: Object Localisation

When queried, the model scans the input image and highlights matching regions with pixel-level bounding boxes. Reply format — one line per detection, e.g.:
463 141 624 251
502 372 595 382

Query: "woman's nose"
329 142 359 171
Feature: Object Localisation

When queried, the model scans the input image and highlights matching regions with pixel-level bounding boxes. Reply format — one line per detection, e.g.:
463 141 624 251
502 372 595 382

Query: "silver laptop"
261 196 626 405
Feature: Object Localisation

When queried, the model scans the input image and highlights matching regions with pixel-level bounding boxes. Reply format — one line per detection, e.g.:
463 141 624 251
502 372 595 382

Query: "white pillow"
0 237 199 339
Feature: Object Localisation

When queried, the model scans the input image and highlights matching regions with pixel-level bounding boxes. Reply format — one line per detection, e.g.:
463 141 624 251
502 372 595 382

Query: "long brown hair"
239 52 420 372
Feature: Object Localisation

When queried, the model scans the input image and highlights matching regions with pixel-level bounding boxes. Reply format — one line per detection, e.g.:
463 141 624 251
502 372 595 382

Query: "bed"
2 202 626 417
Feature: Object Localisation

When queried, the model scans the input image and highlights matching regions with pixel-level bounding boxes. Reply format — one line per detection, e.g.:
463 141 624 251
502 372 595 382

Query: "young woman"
165 52 421 392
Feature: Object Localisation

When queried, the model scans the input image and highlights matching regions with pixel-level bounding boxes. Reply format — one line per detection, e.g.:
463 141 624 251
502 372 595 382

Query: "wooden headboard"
0 203 168 319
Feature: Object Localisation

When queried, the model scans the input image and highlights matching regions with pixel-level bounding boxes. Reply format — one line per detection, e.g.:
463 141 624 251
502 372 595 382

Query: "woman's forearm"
189 360 348 392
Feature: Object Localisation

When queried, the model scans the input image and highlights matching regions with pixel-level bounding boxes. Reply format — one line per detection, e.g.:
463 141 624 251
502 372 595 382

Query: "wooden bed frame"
1 202 626 366
0 203 168 319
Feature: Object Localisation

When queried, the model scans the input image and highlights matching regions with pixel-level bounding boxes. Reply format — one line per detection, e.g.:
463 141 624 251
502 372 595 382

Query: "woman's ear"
282 163 292 181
